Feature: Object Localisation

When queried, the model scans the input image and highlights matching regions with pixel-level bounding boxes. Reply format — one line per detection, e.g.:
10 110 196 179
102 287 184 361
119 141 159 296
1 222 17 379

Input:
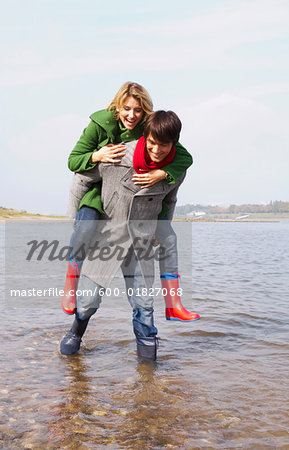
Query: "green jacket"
68 109 193 212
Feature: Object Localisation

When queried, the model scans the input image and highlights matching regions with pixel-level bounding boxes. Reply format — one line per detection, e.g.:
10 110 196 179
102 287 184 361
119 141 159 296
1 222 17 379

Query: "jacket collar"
89 109 144 143
90 109 119 142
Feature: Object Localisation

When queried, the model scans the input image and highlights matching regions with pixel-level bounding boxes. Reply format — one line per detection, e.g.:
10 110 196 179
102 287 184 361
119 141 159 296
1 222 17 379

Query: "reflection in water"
1 305 289 448
111 361 184 448
48 355 94 445
48 353 204 449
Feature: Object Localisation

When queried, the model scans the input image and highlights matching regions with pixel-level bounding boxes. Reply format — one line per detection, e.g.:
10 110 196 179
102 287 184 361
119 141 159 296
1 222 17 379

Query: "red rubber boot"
161 275 200 322
61 261 80 315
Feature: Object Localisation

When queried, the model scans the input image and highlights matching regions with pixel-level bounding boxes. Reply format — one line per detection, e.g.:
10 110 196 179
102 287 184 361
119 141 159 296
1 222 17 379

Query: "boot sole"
62 308 76 315
166 317 200 322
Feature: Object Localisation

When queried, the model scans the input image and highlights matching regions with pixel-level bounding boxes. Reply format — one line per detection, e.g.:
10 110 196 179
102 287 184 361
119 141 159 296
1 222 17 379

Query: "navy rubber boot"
60 316 89 355
136 336 158 361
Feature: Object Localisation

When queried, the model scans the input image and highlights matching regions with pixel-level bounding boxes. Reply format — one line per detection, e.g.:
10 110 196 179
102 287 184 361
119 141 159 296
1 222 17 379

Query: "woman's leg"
61 206 100 314
155 217 200 322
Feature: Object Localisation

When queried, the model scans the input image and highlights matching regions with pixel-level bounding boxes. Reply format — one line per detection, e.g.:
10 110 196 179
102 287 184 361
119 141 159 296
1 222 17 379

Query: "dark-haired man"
60 111 200 359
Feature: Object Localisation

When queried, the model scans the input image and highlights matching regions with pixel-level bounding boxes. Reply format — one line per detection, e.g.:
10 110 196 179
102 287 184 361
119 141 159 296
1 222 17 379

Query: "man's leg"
60 274 104 355
156 218 200 322
121 257 158 360
61 206 100 314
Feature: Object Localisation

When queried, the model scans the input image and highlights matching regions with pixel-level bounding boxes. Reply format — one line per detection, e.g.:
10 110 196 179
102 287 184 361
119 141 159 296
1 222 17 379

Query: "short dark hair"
143 110 182 144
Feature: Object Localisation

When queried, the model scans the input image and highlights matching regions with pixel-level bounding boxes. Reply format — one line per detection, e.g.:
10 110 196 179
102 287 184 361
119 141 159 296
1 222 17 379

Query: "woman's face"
118 96 143 130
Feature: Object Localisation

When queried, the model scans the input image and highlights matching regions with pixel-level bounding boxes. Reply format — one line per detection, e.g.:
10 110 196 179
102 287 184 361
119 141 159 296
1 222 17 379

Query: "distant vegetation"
175 201 289 216
2 202 289 220
0 207 39 218
0 207 64 219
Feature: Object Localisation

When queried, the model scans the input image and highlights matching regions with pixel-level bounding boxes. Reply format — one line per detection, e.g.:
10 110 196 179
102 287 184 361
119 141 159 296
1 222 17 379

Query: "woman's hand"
91 143 126 163
132 169 166 188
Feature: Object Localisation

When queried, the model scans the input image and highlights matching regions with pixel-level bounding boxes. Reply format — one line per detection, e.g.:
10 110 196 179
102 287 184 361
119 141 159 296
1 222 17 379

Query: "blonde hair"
107 82 153 122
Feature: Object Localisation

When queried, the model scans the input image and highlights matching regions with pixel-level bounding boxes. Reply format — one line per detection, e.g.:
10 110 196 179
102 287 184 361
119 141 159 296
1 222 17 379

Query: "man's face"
145 133 173 162
117 96 143 130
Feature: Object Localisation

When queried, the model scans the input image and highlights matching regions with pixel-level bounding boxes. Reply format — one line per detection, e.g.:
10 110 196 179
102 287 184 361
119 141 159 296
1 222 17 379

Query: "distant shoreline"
0 208 68 222
0 216 68 222
0 215 285 224
0 215 68 222
1 208 288 223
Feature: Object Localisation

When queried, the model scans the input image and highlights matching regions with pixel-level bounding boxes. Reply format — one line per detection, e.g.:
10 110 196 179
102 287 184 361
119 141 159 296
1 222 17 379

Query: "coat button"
148 197 153 201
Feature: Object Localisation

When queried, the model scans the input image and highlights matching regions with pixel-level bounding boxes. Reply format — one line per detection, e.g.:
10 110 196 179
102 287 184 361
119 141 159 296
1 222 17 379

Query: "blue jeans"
76 256 158 339
69 206 100 264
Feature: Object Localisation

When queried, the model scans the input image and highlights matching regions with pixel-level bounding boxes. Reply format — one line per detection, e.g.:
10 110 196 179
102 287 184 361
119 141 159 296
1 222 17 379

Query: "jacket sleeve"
161 142 193 184
163 173 186 220
68 121 103 172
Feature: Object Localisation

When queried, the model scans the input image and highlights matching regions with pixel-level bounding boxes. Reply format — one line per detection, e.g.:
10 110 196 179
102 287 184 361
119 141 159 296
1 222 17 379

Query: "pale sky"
1 0 289 215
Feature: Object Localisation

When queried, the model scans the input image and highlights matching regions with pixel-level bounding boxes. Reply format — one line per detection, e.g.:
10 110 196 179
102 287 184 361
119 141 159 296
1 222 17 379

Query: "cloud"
1 0 289 211
1 0 289 87
233 82 289 98
9 113 86 162
177 94 289 204
3 113 88 215
134 0 289 40
2 95 288 214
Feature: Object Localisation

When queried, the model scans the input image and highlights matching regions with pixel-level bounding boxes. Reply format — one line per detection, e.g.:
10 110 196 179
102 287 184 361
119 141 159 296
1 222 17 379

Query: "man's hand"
151 235 159 247
91 144 126 163
132 169 166 188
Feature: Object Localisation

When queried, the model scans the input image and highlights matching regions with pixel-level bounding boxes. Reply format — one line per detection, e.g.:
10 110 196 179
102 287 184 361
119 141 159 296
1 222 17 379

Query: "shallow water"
1 221 289 448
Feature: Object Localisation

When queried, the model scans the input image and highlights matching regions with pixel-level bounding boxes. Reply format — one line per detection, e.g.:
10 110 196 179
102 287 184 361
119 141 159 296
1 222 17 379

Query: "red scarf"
133 136 176 174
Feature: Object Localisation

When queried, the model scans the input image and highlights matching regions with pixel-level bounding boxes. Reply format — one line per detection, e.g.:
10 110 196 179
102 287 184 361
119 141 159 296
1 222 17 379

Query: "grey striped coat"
68 140 186 288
